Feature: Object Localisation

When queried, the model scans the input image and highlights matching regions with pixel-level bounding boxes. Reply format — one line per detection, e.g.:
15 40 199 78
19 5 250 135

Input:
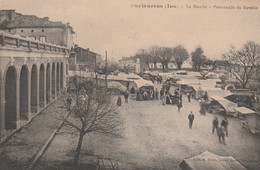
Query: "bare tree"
59 77 124 168
148 46 160 70
172 45 189 70
136 49 151 70
158 47 173 72
223 41 260 88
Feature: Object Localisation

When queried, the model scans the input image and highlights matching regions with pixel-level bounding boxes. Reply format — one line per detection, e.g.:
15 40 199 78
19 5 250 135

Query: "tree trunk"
177 64 182 70
162 63 165 72
73 132 84 169
154 62 157 69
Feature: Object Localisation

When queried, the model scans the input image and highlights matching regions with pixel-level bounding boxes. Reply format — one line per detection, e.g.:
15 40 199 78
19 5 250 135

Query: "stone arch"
31 64 38 113
60 62 64 90
56 62 60 93
51 63 56 97
46 63 51 104
39 64 45 107
5 66 17 130
20 65 29 120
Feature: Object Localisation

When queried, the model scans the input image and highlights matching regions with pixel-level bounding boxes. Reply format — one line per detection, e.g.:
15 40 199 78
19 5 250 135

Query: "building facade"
69 45 97 71
119 56 149 73
0 31 69 141
0 10 75 49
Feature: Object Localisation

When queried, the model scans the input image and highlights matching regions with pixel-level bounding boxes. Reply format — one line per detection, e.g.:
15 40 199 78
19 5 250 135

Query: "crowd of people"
136 88 159 101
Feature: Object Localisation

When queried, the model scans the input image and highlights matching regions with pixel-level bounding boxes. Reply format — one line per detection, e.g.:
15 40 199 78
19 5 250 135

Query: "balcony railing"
0 31 69 54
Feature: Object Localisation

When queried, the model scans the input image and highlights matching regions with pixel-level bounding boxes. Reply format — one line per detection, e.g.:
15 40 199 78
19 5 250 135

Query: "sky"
1 0 260 61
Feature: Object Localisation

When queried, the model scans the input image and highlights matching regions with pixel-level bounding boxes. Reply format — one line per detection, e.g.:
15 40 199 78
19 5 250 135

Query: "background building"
69 45 97 71
0 9 75 49
119 56 149 73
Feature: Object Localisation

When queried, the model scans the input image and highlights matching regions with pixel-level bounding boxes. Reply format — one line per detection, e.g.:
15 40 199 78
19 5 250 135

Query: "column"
58 63 61 94
0 80 5 142
16 77 20 129
36 71 40 112
53 64 56 99
43 65 46 107
49 64 52 102
27 73 31 120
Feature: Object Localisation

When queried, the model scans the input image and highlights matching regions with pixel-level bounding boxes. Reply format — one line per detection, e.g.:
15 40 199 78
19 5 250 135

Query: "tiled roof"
6 15 66 28
0 10 74 33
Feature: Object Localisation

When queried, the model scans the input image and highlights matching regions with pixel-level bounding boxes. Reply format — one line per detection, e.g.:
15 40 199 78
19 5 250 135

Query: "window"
21 30 24 32
39 36 46 42
42 29 44 32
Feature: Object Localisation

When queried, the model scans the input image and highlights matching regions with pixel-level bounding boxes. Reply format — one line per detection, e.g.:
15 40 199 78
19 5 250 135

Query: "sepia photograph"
0 0 259 169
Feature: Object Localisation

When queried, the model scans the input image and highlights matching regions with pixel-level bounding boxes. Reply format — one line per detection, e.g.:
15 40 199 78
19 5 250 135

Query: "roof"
234 107 256 115
179 151 247 170
134 79 154 88
108 81 127 92
210 95 237 112
1 10 75 33
231 90 253 96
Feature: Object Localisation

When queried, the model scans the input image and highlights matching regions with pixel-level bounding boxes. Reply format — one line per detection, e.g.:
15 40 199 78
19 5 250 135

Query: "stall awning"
210 95 237 113
234 107 256 115
179 151 247 170
134 79 154 88
108 81 127 92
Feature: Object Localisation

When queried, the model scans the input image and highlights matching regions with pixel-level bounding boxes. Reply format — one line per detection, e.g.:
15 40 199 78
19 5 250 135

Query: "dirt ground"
37 84 260 170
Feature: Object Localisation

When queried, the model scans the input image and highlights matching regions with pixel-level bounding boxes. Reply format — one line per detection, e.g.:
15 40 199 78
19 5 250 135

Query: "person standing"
161 91 166 105
155 88 159 99
160 88 164 100
177 100 182 112
117 96 122 106
221 117 229 136
212 117 219 134
217 126 226 144
188 111 195 129
187 92 191 102
66 96 72 111
124 90 129 103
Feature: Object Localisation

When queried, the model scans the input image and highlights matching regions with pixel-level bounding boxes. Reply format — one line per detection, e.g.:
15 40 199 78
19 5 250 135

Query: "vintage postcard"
0 0 259 169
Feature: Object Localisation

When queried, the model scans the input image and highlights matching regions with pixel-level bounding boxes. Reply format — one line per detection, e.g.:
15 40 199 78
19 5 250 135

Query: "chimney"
8 10 16 22
43 17 49 23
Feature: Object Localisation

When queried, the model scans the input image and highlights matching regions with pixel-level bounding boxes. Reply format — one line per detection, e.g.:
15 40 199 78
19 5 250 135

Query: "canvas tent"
210 95 238 115
133 79 154 89
179 151 247 170
235 107 260 133
107 81 127 92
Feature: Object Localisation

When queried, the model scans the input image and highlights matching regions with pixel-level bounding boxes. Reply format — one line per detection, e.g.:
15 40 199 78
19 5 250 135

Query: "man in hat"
188 111 195 129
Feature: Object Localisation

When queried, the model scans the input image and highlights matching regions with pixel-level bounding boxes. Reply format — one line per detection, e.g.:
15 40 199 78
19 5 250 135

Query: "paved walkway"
0 100 68 169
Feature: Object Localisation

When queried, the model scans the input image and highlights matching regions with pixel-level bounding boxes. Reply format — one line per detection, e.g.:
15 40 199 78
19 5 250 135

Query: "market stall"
179 151 247 170
235 107 260 133
131 79 155 100
107 81 127 94
209 95 238 116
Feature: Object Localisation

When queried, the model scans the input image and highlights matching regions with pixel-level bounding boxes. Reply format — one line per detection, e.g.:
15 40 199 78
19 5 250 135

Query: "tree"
223 41 260 88
158 47 173 72
171 45 189 70
148 46 160 70
60 78 123 168
191 47 206 71
136 49 151 70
